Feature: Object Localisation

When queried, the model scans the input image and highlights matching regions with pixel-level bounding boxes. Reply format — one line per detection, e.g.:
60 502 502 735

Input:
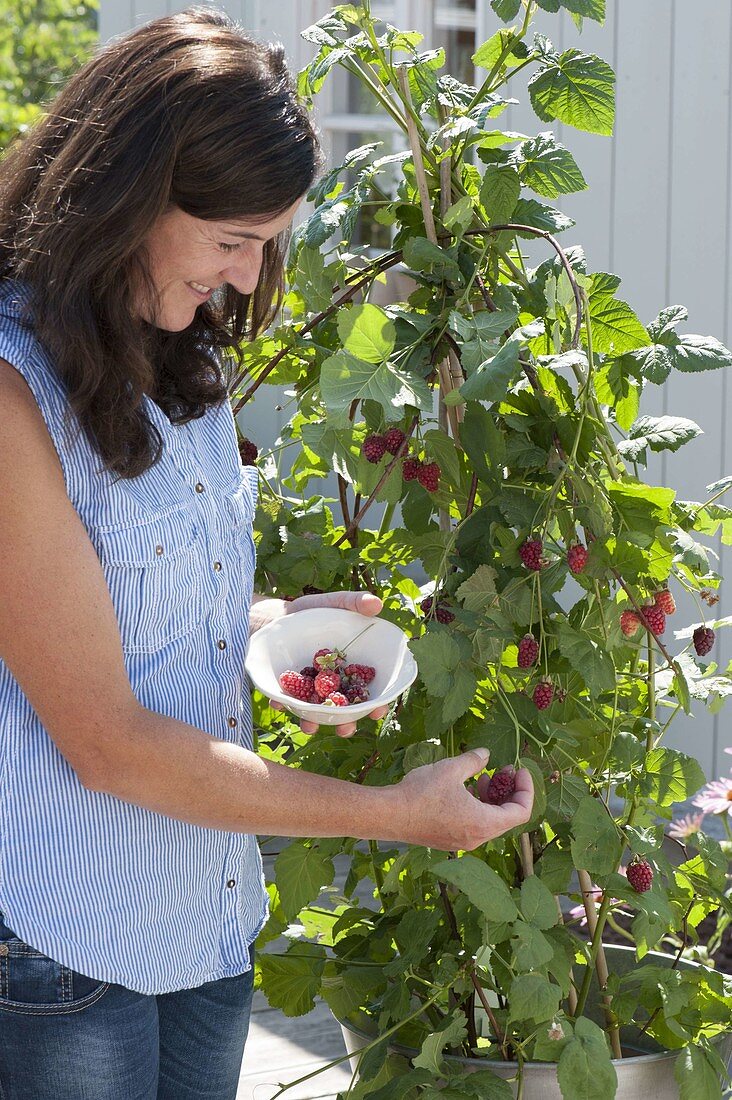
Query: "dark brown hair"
0 6 320 477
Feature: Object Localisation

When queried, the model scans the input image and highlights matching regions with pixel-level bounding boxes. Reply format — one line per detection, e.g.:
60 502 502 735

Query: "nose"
221 246 263 296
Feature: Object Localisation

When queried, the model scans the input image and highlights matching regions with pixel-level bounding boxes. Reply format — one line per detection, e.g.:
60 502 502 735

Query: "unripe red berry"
343 663 376 684
324 691 349 707
279 670 315 701
640 604 666 636
481 769 517 806
314 669 341 699
567 543 588 575
533 679 554 710
654 588 676 616
383 427 407 455
517 634 539 668
418 461 441 492
519 539 544 571
627 858 653 893
693 626 715 656
402 457 422 482
620 610 641 637
362 434 387 463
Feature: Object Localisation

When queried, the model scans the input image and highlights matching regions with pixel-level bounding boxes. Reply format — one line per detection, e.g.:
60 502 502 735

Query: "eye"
218 242 241 253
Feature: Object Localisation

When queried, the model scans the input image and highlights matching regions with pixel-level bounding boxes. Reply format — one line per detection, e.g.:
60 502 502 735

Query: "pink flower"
567 868 628 926
668 812 705 840
693 775 732 816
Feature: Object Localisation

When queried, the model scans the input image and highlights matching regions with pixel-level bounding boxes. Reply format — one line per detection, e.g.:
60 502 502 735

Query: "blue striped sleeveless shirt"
0 279 268 994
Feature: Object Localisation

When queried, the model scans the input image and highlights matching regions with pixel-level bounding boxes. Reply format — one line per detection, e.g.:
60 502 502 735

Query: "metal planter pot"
338 945 732 1099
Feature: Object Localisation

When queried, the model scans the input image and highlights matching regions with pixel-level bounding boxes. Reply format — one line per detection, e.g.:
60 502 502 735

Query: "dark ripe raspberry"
654 588 676 616
299 666 318 679
344 663 376 684
324 692 349 707
640 605 666 636
362 434 387 463
420 595 434 615
313 648 345 670
279 671 315 701
517 634 539 668
402 457 422 482
383 428 407 455
238 437 258 466
344 682 370 704
420 595 455 624
627 858 653 893
301 585 324 596
620 610 641 637
417 461 441 492
567 543 588 575
533 679 554 710
314 669 341 699
519 539 544 571
693 626 715 656
481 769 517 806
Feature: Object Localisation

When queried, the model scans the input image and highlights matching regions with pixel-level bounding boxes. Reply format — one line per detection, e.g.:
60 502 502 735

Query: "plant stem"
575 871 622 1058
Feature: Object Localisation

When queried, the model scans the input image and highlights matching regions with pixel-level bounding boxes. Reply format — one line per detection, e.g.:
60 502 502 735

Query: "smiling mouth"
187 281 214 299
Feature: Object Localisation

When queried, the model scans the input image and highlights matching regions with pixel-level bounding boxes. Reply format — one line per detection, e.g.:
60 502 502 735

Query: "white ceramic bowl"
245 608 418 725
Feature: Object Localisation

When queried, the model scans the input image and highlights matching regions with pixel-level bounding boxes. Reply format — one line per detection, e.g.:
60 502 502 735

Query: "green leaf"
257 942 326 1016
274 841 335 921
529 49 615 136
520 875 560 930
451 1070 514 1099
512 132 587 199
672 333 732 373
491 0 521 21
538 0 605 18
413 1016 468 1074
442 195 475 234
410 632 470 698
513 197 575 235
473 29 527 73
511 920 554 970
337 303 396 363
570 795 622 876
617 416 703 462
674 1044 723 1100
480 164 521 225
555 623 616 697
460 403 505 483
460 308 519 374
456 565 498 612
508 973 562 1023
320 350 433 417
588 274 651 355
432 856 519 922
557 1017 618 1100
642 747 707 808
460 340 522 402
402 236 463 282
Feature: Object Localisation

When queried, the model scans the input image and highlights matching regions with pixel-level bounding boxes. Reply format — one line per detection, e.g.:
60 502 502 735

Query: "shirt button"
226 879 236 889
0 944 8 956
195 482 205 493
213 561 222 572
227 716 238 728
217 639 227 650
155 545 164 556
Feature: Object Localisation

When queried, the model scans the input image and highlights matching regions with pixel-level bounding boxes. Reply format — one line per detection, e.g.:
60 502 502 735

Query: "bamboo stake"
577 868 622 1059
556 896 579 1016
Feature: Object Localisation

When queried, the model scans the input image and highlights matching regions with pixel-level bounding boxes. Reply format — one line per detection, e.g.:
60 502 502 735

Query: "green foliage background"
0 0 98 151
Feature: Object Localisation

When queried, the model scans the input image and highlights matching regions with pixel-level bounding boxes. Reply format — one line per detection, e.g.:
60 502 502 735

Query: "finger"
510 767 535 814
367 705 389 721
299 720 319 734
456 747 490 780
335 722 357 738
269 700 284 712
288 590 383 617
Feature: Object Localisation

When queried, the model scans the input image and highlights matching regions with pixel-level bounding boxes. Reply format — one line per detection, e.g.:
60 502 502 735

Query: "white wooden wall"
99 0 732 778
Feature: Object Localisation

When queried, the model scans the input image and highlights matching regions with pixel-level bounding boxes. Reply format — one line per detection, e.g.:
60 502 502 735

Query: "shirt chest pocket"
92 505 206 654
222 479 256 581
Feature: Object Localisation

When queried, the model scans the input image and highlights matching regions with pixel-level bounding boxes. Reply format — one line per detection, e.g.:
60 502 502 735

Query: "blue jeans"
0 913 255 1099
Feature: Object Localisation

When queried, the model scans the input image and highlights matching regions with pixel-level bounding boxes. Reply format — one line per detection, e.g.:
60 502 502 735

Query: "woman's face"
136 200 302 332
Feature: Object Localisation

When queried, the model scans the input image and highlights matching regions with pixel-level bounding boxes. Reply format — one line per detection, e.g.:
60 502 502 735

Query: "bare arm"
0 361 532 849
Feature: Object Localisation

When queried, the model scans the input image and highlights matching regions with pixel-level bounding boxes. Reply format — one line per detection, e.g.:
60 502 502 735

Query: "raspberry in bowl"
244 608 418 726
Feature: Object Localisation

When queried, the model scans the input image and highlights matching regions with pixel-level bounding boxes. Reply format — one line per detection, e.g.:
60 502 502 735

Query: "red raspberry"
420 596 455 624
314 669 341 699
620 610 641 637
481 769 517 806
519 539 544 571
362 434 387 463
402 457 422 482
693 626 715 656
238 438 258 465
654 588 676 616
627 858 653 893
313 648 345 670
567 543 588 575
344 663 376 684
279 670 315 701
533 679 554 710
383 428 406 455
417 462 441 492
640 605 666 636
517 634 539 668
324 692 349 707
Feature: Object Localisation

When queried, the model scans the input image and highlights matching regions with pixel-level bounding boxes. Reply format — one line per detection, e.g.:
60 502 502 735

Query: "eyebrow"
222 229 266 241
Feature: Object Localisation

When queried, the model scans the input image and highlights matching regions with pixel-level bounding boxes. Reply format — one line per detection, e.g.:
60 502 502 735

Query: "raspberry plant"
236 2 732 1096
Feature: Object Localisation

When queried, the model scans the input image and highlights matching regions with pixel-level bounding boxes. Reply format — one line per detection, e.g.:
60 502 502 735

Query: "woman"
0 8 533 1098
